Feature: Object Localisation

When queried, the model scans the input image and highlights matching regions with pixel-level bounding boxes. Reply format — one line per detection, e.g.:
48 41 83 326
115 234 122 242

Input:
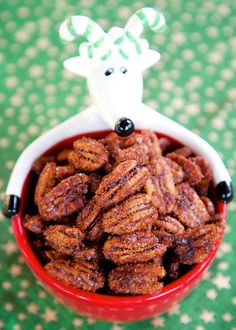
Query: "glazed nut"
68 137 108 171
102 193 157 235
103 232 167 264
44 225 85 255
173 183 210 228
145 157 176 214
23 214 45 234
38 173 88 221
45 259 105 292
108 262 165 294
174 224 223 265
95 160 149 209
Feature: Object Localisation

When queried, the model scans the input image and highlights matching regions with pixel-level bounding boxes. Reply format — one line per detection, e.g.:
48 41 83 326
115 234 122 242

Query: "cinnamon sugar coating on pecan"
166 152 203 186
55 165 77 181
68 137 108 172
152 216 185 246
44 225 85 255
145 157 176 214
38 173 88 221
34 162 57 207
191 156 213 196
102 193 157 235
95 160 149 209
45 259 105 292
76 199 101 232
23 214 45 234
141 129 162 160
108 262 165 294
113 143 149 166
103 232 167 264
173 183 210 228
165 158 184 184
174 224 223 264
32 156 57 174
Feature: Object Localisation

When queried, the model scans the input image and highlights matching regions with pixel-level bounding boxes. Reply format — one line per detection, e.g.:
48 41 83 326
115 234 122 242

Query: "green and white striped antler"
59 15 112 60
125 7 166 38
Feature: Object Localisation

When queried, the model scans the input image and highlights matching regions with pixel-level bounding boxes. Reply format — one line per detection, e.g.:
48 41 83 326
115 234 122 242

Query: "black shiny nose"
114 117 135 137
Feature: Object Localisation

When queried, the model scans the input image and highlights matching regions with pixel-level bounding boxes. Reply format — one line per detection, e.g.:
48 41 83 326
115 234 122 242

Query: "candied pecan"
145 157 176 214
200 196 215 216
45 249 67 261
23 214 45 234
102 193 157 235
152 216 184 246
32 156 57 174
76 199 101 232
108 262 165 294
172 146 193 157
165 158 184 184
173 183 210 228
44 225 85 255
88 172 103 193
95 160 149 209
87 217 104 242
74 244 103 262
152 216 185 235
32 238 48 263
113 143 149 166
68 137 108 171
174 224 223 265
120 132 144 148
34 162 56 206
103 232 166 264
159 137 173 154
141 129 162 160
45 259 105 292
39 173 88 221
56 148 73 163
166 152 202 186
191 156 213 195
55 165 77 181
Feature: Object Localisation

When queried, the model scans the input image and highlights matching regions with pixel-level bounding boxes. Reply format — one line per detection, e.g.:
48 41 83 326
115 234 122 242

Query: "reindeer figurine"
2 7 233 217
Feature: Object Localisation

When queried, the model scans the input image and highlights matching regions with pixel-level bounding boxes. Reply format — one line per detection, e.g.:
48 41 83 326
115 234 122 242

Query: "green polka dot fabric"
0 0 236 329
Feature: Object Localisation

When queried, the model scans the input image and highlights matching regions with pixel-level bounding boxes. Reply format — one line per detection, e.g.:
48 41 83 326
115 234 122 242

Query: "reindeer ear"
139 50 161 71
63 56 94 77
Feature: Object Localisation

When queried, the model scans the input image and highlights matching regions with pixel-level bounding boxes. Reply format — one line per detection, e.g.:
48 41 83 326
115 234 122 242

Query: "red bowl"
12 130 227 322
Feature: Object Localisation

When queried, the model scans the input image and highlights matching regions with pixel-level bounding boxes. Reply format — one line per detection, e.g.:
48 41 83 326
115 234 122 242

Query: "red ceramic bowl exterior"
12 130 227 322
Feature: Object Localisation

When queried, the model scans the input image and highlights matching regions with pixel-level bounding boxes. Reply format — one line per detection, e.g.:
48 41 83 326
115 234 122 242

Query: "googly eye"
104 68 114 76
120 67 128 74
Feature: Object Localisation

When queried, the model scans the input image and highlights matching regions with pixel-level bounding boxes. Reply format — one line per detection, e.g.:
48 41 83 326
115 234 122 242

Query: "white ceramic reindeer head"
59 7 166 135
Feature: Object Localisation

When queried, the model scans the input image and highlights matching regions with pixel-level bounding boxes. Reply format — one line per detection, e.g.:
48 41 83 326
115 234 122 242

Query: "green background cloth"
0 0 235 329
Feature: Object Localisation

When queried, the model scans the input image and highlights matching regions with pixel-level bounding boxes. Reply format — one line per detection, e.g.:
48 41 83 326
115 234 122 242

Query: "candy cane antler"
59 16 112 60
125 7 166 38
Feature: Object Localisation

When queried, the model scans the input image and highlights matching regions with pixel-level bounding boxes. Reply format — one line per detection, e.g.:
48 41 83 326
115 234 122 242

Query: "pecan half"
174 224 223 264
68 137 108 171
102 193 157 235
23 214 45 234
191 156 213 196
32 156 57 174
38 173 88 221
34 162 56 206
95 160 149 209
44 225 85 255
165 158 184 184
113 143 149 166
145 157 176 214
173 183 210 227
166 152 202 186
152 215 185 246
103 232 166 264
55 165 77 181
141 129 162 160
45 259 105 292
108 262 165 294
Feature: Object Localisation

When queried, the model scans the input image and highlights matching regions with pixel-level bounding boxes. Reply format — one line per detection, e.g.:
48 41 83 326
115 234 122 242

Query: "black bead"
114 117 135 137
215 181 234 204
2 195 20 218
